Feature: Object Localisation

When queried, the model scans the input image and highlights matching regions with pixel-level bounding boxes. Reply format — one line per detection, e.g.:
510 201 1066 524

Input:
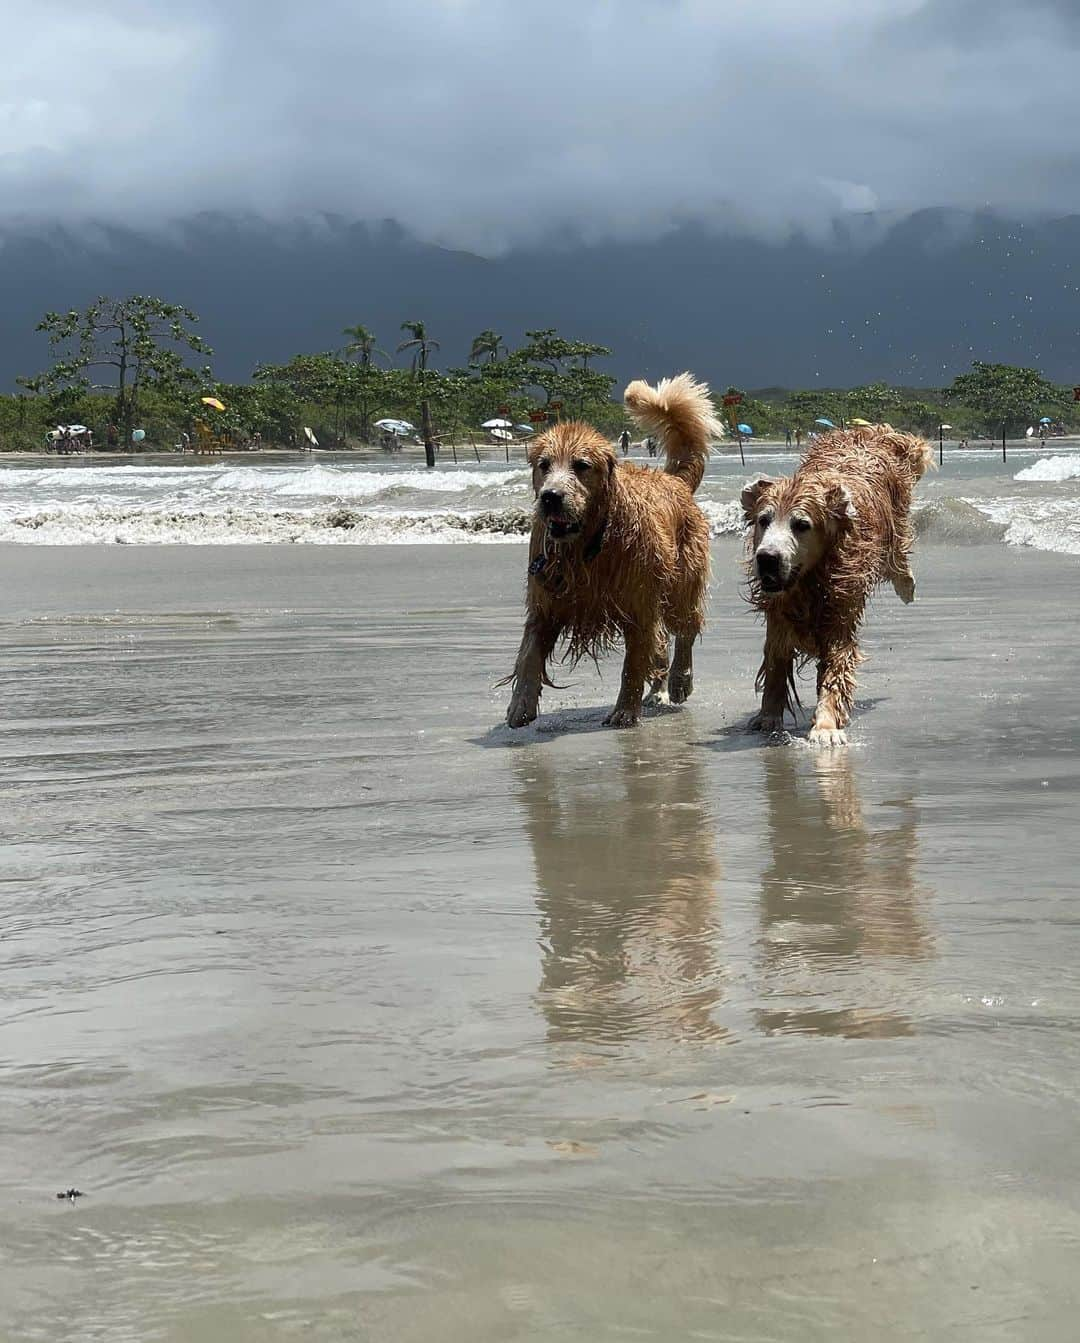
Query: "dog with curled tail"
503 373 721 729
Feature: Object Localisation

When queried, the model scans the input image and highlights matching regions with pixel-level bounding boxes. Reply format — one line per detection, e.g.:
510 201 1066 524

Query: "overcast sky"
3 0 1076 253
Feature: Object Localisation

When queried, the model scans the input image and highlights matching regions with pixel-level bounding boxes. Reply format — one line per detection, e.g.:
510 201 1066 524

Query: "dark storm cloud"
2 0 1077 252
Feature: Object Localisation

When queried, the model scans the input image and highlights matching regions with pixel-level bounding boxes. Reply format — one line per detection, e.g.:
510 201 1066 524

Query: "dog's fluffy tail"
878 426 935 480
623 372 723 494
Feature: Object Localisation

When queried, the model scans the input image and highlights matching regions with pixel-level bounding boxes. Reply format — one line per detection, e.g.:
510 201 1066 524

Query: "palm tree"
342 323 381 367
342 323 388 443
469 329 504 366
397 320 441 468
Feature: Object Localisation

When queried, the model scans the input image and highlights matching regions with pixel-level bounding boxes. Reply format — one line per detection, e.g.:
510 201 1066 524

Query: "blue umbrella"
737 422 753 435
814 417 835 428
1039 416 1052 424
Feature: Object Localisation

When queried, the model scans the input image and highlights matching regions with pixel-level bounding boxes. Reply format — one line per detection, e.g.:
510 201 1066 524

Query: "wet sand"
1 539 1079 1341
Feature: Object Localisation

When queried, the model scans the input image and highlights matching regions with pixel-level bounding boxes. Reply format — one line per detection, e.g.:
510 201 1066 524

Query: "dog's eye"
537 458 550 473
758 512 773 528
791 517 811 533
572 459 591 475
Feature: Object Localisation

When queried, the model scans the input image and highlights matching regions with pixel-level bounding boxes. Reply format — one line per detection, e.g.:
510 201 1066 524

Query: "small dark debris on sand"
56 1188 83 1201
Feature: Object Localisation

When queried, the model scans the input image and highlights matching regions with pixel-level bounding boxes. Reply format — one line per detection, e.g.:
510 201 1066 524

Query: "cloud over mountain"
3 1 1078 252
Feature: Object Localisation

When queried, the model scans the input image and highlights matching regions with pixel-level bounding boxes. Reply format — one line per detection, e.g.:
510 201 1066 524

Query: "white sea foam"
0 503 532 546
1014 456 1080 483
0 457 1077 553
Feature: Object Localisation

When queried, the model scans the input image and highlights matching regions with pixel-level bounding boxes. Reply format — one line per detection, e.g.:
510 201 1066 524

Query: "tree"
508 328 616 418
20 295 211 449
946 361 1064 436
397 320 441 467
468 329 505 366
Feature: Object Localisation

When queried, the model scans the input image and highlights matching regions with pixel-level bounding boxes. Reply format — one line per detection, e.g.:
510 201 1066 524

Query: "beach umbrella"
514 424 535 435
303 426 319 447
131 429 146 442
65 424 88 435
737 423 753 435
375 418 414 435
850 417 872 426
1039 416 1052 424
482 418 513 429
814 417 835 428
201 396 226 412
489 428 513 441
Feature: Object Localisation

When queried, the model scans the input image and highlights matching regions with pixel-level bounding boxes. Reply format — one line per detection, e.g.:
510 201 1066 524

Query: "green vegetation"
3 296 1078 455
17 296 212 449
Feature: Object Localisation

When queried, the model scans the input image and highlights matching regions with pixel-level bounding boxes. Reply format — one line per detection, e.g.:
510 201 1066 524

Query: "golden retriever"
504 373 721 728
742 425 932 746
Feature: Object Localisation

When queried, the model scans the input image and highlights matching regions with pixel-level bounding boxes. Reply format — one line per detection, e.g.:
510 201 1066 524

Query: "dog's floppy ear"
741 476 774 523
824 477 858 525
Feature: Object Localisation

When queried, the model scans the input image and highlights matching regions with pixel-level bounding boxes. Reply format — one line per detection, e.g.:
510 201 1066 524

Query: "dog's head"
528 422 616 544
741 472 858 596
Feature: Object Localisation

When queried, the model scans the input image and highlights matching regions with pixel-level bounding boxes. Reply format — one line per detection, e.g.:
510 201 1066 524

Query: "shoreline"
4 434 1078 469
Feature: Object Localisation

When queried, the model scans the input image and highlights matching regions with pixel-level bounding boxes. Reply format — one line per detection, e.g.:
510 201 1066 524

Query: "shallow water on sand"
1 542 1079 1341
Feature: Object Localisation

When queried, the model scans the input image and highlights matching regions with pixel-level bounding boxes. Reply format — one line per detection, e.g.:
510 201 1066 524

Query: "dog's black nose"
756 550 780 576
540 489 564 514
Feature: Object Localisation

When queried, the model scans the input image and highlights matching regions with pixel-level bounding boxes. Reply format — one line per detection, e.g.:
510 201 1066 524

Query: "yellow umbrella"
850 417 872 427
201 396 226 412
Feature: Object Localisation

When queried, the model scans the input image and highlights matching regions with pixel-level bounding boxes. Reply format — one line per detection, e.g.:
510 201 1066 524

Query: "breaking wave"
2 504 534 546
1014 456 1080 483
912 498 1007 544
0 457 1076 554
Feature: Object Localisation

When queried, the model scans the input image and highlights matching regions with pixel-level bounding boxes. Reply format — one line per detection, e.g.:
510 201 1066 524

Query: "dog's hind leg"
888 560 916 605
667 630 698 704
645 629 673 704
809 639 861 747
604 622 655 728
505 615 561 728
887 514 917 603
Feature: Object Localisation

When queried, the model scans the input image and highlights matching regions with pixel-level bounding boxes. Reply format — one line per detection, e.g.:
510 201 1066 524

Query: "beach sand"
1 538 1078 1341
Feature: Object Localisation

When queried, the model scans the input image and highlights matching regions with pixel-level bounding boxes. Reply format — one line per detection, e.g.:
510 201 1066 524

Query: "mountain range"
3 209 1079 391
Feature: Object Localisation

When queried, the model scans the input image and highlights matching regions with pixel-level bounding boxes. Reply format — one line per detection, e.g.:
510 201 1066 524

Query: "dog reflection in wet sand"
756 750 932 1039
515 735 723 1045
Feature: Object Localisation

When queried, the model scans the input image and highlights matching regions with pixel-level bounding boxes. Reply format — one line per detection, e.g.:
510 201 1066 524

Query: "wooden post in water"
939 424 944 467
1001 421 1007 463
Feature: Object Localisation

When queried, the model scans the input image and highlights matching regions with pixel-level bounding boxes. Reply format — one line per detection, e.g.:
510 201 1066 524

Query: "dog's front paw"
506 694 538 729
808 724 848 748
668 670 694 704
748 711 785 734
892 572 916 604
603 706 640 729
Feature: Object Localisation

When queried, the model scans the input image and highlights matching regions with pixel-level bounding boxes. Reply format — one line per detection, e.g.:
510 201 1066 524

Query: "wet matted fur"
503 372 721 728
742 424 933 746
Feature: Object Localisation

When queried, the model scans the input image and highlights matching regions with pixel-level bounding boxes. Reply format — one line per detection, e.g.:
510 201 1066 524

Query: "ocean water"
1 444 1079 553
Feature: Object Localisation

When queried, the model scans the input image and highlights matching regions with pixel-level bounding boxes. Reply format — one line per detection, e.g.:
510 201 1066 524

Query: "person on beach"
646 435 657 457
785 426 792 446
107 423 119 448
619 428 631 456
795 428 802 448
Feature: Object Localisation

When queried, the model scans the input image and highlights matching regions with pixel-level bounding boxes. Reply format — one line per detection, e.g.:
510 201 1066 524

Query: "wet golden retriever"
504 373 721 728
742 425 932 746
